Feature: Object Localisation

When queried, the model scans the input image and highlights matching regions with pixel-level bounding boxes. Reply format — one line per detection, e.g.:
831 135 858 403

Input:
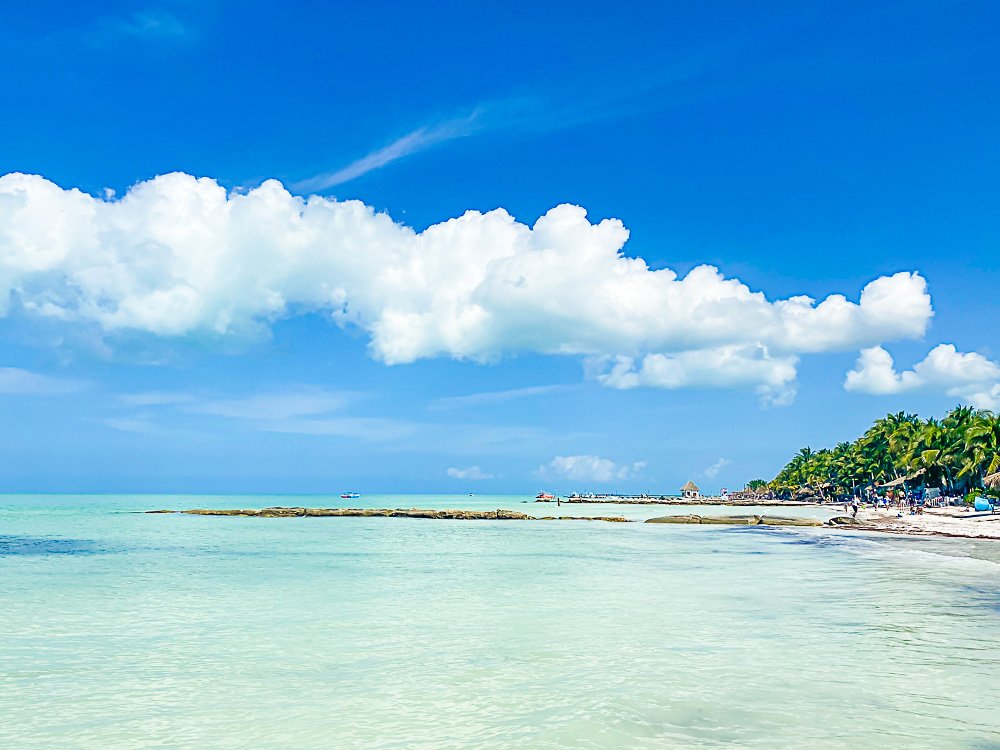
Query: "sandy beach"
848 505 1000 540
549 496 1000 540
649 502 1000 540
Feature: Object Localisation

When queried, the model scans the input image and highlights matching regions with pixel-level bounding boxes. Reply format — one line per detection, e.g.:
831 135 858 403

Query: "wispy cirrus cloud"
430 384 570 411
260 416 418 441
289 45 747 192
0 367 84 396
109 387 412 442
290 88 661 192
100 416 162 435
117 388 356 419
88 9 195 47
294 110 484 192
118 391 196 407
190 389 355 421
108 385 569 452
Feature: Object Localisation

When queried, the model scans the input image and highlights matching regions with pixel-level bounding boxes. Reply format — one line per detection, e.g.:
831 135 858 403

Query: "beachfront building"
681 480 700 499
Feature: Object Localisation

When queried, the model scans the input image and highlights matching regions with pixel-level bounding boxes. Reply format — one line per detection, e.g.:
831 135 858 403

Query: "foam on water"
2 494 1000 749
771 526 1000 574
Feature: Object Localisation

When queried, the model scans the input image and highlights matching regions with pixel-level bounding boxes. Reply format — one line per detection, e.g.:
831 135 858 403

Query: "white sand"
854 506 1000 540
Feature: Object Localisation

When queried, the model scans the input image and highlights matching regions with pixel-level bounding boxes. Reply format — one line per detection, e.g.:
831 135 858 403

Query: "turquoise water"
2 494 1000 749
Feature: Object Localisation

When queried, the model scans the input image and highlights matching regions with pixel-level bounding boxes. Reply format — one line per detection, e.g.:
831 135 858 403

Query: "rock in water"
645 514 705 524
826 516 864 526
758 516 823 527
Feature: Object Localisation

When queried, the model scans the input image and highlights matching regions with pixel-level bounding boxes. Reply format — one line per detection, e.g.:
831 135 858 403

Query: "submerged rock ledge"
147 507 630 522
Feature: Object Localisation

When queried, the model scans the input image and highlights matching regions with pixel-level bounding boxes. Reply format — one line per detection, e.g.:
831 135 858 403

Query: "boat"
340 492 361 499
536 492 555 500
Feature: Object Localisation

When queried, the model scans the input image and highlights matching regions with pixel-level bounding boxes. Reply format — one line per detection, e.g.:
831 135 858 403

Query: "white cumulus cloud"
845 344 1000 408
538 455 647 482
446 465 494 480
0 172 935 401
592 344 799 406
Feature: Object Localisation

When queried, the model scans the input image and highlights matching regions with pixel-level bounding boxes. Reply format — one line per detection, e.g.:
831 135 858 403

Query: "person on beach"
850 499 859 518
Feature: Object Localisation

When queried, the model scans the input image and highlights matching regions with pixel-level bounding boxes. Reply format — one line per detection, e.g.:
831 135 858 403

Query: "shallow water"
2 494 1000 749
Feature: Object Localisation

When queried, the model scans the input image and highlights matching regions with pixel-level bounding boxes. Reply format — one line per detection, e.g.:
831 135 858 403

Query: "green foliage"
745 479 768 490
771 407 1000 498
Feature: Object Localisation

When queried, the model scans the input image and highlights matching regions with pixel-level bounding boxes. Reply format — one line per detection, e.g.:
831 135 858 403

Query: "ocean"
2 494 999 749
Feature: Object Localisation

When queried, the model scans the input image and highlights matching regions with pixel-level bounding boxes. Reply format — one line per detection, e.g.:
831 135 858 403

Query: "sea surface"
2 494 1000 749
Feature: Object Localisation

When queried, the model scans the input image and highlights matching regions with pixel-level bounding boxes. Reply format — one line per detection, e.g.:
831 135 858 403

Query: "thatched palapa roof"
681 480 700 492
985 471 1000 490
879 468 926 488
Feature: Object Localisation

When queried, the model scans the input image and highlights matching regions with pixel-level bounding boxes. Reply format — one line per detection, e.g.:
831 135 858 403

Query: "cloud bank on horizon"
1 170 991 406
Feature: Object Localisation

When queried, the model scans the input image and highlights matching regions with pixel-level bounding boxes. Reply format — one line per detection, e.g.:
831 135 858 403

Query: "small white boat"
340 492 361 499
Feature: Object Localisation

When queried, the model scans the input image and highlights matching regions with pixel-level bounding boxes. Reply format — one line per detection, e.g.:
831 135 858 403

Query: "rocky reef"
147 507 629 522
147 507 877 531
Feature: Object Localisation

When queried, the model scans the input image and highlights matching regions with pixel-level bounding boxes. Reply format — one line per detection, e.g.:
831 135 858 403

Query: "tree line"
764 407 1000 499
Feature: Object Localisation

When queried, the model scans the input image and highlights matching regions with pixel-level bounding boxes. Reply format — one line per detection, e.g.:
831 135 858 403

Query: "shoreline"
147 504 1000 541
842 506 1000 541
538 497 819 507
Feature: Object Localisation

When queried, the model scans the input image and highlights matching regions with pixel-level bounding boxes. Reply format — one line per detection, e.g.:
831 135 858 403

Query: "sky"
1 0 998 494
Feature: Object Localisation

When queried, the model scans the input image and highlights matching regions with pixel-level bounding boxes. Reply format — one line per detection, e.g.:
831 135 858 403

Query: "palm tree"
959 411 1000 487
769 408 1000 498
904 419 954 491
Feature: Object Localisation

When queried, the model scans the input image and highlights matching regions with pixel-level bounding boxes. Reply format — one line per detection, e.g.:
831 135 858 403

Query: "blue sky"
1 0 998 493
